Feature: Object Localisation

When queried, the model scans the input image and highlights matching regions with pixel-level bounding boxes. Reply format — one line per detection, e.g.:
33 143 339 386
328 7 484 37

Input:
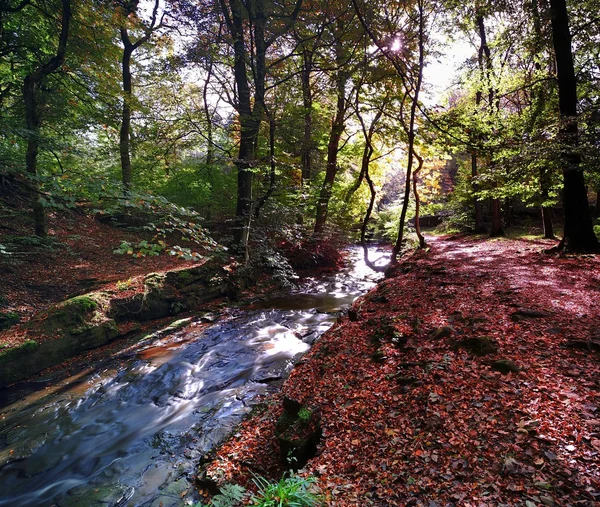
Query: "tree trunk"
490 198 504 237
120 44 133 192
412 150 426 248
202 45 217 168
540 167 555 238
392 0 425 261
346 108 382 202
530 0 555 238
314 44 347 236
300 48 313 184
471 13 491 234
23 0 71 237
118 0 161 194
226 0 266 255
471 152 485 232
549 0 599 251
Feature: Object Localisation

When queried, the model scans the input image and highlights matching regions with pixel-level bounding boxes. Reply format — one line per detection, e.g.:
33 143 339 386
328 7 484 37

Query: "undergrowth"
196 473 323 507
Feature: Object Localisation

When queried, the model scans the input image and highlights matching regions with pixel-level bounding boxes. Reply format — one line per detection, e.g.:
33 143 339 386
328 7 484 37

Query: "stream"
0 247 387 507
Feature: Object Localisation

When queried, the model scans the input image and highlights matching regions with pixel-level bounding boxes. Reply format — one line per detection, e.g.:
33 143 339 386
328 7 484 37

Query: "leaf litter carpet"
203 235 600 506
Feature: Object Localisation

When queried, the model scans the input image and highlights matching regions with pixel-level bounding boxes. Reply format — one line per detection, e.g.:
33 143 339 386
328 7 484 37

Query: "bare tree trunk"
300 48 313 184
490 197 504 237
530 0 555 238
392 0 425 261
118 0 161 194
23 0 71 237
314 38 347 235
360 148 386 273
119 45 133 191
471 152 485 232
540 167 555 238
203 56 215 168
412 150 426 248
549 0 599 251
347 107 382 202
254 106 276 218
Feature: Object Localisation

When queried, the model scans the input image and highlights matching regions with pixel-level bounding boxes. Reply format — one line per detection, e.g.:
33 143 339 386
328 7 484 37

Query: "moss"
0 339 39 364
66 295 98 311
177 270 192 280
298 407 312 422
0 311 20 330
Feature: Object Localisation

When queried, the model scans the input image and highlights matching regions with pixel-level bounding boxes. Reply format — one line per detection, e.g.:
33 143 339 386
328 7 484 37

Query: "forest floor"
0 203 203 347
202 235 600 506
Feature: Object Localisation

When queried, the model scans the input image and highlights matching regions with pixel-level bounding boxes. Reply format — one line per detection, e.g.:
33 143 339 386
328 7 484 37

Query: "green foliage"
195 475 322 507
251 473 323 507
195 484 247 507
114 240 165 258
116 278 135 291
105 193 221 260
297 407 312 423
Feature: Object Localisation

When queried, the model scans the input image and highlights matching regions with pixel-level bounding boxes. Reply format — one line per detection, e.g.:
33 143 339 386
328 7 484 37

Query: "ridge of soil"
201 235 600 506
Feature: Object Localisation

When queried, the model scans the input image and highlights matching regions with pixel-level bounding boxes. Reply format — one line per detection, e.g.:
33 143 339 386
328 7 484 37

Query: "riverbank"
200 235 600 506
0 245 380 506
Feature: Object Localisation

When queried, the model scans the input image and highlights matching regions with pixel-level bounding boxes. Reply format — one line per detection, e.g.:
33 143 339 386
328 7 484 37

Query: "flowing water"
0 248 387 507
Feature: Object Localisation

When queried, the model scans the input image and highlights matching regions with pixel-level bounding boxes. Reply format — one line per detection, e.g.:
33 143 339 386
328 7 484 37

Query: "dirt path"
202 235 600 506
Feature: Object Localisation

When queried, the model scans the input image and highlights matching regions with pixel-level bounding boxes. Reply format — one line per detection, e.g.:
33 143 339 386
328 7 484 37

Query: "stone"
348 309 359 321
429 326 454 340
511 308 550 321
491 359 520 374
455 336 498 356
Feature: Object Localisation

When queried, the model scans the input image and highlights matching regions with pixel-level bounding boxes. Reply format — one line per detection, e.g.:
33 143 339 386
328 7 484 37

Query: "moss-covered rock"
109 262 234 322
0 311 20 330
275 397 322 469
0 315 118 387
0 258 235 387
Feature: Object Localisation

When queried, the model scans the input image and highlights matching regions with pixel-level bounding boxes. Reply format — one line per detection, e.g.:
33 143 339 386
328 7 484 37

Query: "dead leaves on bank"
204 236 600 506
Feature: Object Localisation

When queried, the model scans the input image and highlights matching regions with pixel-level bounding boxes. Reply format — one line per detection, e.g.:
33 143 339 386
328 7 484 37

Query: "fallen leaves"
204 236 600 505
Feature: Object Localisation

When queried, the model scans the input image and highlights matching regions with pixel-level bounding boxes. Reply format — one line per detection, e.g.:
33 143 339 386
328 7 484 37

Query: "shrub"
251 473 323 507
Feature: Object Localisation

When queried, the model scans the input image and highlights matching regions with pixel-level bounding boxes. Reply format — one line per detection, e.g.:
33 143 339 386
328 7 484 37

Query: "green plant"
251 473 323 507
116 278 135 291
194 483 247 507
297 407 312 423
113 240 166 258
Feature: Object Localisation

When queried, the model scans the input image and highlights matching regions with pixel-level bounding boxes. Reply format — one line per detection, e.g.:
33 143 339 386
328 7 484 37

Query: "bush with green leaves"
105 193 222 260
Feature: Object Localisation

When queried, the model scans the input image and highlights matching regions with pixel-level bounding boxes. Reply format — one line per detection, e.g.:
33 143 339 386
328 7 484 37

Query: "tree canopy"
1 0 599 255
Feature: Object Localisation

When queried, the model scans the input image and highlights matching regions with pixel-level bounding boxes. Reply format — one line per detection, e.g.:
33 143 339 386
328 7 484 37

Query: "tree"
216 0 303 256
549 0 600 252
116 0 164 192
313 13 360 235
23 0 71 236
